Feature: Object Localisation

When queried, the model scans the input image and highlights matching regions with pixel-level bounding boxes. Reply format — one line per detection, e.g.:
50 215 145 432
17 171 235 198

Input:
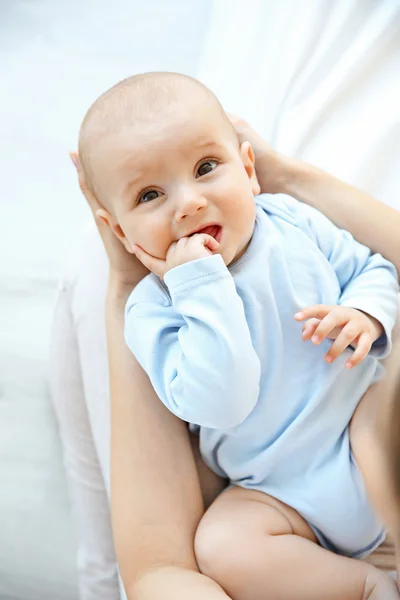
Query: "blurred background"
0 1 399 599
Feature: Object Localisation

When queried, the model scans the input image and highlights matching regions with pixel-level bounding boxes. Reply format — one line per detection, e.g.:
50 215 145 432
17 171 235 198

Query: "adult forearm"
105 285 203 594
263 156 400 274
379 340 400 541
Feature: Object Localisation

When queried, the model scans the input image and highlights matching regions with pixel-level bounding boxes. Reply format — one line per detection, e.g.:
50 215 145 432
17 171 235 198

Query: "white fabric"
50 1 400 599
49 233 122 599
199 0 400 209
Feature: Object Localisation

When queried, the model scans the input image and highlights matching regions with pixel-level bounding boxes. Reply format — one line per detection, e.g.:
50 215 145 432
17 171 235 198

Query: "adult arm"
229 114 400 275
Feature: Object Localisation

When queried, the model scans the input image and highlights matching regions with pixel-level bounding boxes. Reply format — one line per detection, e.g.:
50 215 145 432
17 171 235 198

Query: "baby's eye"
139 189 159 203
196 159 218 178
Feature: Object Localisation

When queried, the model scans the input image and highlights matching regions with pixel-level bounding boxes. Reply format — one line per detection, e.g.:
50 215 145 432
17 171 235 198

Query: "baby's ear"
95 209 135 254
240 141 261 196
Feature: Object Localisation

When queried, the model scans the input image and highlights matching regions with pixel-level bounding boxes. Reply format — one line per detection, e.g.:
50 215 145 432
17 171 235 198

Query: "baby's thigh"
194 486 316 577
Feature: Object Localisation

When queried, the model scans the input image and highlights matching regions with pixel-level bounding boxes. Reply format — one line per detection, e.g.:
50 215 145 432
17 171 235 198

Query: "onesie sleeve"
124 254 261 429
295 202 399 358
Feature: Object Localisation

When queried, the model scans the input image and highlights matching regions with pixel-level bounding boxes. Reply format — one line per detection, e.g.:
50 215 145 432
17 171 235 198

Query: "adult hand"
227 112 295 195
70 152 149 294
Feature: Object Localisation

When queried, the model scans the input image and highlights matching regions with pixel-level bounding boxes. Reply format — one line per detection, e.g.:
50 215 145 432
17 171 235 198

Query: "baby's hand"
294 305 383 369
165 233 220 272
132 233 220 279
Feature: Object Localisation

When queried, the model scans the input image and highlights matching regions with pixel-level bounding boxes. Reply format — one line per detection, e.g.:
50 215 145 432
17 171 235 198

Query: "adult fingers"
70 152 100 214
226 112 248 129
70 152 135 268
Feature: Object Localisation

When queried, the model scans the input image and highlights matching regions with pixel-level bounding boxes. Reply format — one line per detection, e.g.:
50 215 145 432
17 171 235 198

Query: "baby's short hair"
78 71 236 196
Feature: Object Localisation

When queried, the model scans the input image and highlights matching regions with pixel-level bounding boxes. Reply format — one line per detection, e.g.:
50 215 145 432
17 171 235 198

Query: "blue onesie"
125 194 399 558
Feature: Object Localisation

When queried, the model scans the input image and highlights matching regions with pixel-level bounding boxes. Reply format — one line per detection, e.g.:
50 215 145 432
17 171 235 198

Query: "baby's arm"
124 254 261 429
297 202 399 359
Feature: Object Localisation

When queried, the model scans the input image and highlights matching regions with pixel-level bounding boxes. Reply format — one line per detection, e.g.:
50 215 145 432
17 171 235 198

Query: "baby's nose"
175 193 207 221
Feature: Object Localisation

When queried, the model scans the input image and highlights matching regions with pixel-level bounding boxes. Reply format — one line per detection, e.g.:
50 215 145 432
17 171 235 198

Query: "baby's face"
92 105 260 266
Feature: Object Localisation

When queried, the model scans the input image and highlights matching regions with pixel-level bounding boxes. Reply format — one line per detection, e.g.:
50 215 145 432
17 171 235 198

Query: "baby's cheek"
235 196 256 234
117 211 164 257
139 229 171 260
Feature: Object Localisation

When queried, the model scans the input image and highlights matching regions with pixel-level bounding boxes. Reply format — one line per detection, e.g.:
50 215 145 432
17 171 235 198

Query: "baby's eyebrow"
193 139 224 151
121 172 144 198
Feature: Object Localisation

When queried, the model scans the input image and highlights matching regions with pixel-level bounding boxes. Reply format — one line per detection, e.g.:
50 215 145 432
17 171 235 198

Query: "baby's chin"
225 234 253 266
221 247 243 267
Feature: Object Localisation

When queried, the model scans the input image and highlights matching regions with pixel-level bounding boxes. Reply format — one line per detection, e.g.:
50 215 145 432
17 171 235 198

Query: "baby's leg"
195 486 399 600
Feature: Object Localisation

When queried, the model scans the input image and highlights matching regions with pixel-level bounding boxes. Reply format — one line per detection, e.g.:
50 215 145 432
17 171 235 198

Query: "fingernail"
294 312 304 319
346 361 352 369
325 356 333 364
312 336 320 344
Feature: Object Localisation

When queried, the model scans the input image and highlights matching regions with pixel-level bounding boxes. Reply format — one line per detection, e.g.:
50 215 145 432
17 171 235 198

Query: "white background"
0 1 211 598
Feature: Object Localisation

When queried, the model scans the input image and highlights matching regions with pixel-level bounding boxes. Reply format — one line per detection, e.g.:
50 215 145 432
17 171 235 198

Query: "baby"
79 72 399 599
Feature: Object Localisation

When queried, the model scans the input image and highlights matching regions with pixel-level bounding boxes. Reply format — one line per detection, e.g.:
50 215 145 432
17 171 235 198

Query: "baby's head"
79 72 260 266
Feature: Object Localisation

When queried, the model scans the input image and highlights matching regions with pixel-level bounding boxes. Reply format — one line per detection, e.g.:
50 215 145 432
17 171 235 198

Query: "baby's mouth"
191 224 222 243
